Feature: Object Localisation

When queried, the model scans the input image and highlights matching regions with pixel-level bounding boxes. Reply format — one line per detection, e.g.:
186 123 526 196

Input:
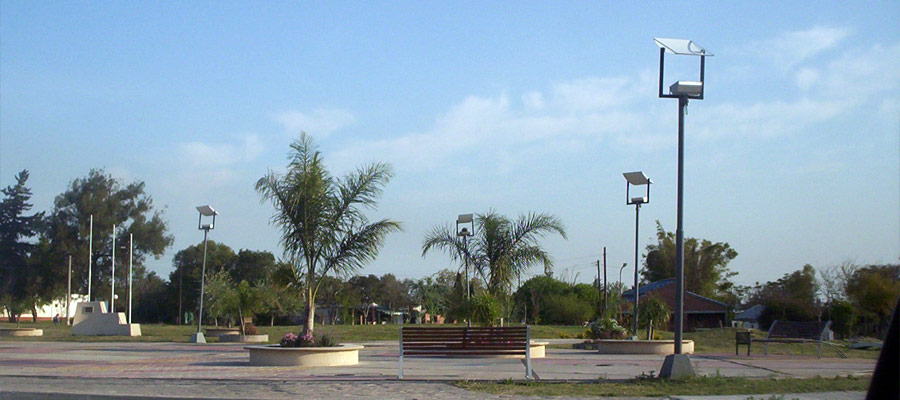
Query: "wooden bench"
737 320 845 358
398 326 532 379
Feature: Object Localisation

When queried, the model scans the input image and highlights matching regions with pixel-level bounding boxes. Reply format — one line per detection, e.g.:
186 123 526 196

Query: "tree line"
2 134 897 340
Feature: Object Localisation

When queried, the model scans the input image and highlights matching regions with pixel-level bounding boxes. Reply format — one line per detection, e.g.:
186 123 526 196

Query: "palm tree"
422 211 566 296
256 133 401 335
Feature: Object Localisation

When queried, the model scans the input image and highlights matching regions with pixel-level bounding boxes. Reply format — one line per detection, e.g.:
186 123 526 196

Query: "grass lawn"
455 375 871 397
0 321 586 343
0 321 883 360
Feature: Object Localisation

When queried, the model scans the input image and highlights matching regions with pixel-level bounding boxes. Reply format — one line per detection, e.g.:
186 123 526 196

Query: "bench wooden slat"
399 326 533 379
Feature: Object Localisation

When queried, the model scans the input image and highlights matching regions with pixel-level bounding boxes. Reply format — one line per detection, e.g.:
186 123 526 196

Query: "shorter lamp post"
457 213 474 327
624 171 651 338
191 205 217 344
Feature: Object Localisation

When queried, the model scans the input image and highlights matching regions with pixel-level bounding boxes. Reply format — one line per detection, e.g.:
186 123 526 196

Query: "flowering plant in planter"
588 317 628 340
280 332 338 347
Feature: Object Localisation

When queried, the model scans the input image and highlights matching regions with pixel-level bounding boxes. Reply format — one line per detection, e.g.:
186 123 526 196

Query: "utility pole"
596 259 601 313
66 255 72 325
603 247 608 316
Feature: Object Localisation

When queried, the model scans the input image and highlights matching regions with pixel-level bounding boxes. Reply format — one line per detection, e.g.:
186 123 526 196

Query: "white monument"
71 301 141 336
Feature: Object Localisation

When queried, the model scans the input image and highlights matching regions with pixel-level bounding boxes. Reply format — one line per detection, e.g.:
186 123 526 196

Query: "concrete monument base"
70 302 141 336
659 353 696 379
190 332 207 343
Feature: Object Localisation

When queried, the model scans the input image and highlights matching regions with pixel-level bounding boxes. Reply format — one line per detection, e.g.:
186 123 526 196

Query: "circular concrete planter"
0 328 43 337
205 328 240 337
475 341 547 358
219 334 269 343
596 339 694 355
245 344 363 366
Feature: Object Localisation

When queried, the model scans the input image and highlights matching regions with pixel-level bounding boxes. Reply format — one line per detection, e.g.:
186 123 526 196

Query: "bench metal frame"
740 320 845 358
398 326 532 380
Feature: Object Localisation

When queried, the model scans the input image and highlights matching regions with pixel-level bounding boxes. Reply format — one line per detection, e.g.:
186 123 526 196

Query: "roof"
735 304 765 321
621 278 675 297
622 278 730 308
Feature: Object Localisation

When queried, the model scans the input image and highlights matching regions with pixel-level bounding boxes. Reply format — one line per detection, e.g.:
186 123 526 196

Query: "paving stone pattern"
0 341 873 399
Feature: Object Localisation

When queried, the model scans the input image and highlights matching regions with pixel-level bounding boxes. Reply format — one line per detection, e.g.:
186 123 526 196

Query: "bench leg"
525 326 532 380
398 327 403 379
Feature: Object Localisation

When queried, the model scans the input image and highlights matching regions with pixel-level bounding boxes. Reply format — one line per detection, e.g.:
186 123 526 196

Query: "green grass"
0 321 883 359
455 375 871 397
0 321 586 343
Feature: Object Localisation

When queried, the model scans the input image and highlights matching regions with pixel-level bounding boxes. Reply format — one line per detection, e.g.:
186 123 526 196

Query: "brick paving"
0 341 873 399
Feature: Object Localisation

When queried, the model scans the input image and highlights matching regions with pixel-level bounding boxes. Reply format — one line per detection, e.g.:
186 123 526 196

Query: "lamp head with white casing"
655 38 711 100
623 171 652 206
456 213 474 237
196 205 217 230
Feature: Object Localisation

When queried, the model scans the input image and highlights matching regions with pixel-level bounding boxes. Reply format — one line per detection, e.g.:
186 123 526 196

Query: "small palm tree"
256 133 401 335
422 210 566 296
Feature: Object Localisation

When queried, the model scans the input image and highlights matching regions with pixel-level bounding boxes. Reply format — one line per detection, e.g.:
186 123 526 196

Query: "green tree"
751 264 820 329
0 170 45 323
846 265 900 337
229 249 278 285
643 221 738 299
169 241 236 324
22 237 67 322
131 272 172 323
513 275 570 324
256 133 401 335
203 270 239 326
422 210 566 296
638 293 671 335
47 169 173 305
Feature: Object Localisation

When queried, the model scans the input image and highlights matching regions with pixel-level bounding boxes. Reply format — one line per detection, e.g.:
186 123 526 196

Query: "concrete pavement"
0 340 873 399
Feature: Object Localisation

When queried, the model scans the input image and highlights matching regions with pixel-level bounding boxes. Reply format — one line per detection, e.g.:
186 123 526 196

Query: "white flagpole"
88 214 93 301
128 233 133 323
111 224 116 312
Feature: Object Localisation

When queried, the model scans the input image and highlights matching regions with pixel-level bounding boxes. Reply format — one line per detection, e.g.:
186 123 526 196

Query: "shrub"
467 293 503 326
588 317 627 339
243 324 258 335
318 333 338 347
542 294 594 325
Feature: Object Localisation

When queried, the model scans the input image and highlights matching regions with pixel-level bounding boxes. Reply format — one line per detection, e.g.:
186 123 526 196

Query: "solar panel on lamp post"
456 213 474 327
654 37 712 379
191 205 217 344
624 171 651 339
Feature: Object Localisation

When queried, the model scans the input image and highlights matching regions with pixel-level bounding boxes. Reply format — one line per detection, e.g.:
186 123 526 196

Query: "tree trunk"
31 304 38 323
304 289 315 335
239 307 245 336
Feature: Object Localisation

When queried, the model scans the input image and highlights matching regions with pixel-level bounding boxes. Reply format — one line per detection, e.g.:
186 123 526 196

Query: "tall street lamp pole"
624 171 651 337
191 205 217 344
654 37 711 378
457 213 474 327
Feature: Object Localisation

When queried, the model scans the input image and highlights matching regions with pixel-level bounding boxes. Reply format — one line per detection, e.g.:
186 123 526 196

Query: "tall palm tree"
256 133 401 335
422 210 566 296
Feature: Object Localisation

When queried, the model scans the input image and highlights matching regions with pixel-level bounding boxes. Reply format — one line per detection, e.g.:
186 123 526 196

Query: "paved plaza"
0 340 874 399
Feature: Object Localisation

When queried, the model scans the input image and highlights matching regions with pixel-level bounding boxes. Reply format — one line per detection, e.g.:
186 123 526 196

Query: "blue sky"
2 2 898 287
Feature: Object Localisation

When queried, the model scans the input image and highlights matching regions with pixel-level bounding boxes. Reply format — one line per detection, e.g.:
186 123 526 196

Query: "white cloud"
522 91 545 110
794 67 820 90
752 26 850 68
274 109 355 138
698 42 899 140
329 76 655 174
178 134 264 168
